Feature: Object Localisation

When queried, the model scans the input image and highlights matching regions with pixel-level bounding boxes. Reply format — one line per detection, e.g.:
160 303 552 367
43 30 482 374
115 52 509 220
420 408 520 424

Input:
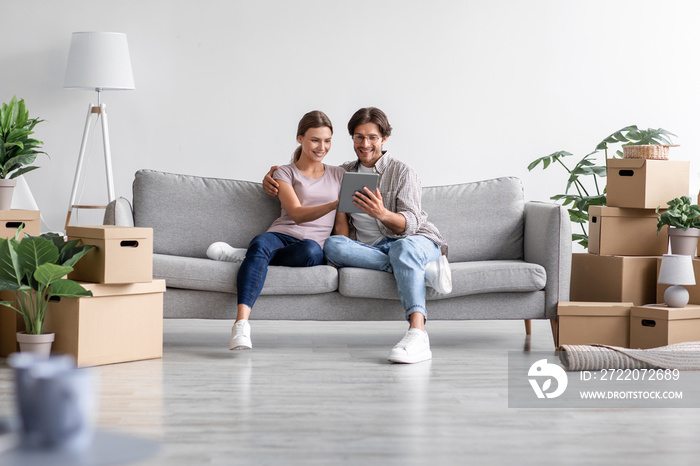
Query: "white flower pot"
16 332 55 357
668 227 700 257
0 178 17 210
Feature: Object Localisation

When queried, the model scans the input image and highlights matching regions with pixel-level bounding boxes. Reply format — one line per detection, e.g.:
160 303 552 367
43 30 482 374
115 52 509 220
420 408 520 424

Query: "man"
264 107 451 364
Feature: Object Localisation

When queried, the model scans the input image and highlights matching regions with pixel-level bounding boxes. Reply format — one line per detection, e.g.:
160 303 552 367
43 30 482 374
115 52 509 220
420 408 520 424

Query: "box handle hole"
5 221 24 229
591 216 598 223
120 240 139 248
641 319 656 328
618 169 635 177
49 296 61 303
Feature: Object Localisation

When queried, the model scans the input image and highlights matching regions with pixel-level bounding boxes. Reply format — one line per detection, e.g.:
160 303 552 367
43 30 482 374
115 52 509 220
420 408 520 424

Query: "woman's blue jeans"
323 235 440 321
237 232 324 308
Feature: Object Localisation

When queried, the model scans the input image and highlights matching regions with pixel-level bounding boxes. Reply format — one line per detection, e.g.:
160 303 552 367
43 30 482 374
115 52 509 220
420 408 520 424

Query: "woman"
207 111 347 350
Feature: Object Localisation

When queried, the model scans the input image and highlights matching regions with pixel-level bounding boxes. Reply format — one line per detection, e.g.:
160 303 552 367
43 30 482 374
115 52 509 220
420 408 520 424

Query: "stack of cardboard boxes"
53 225 165 367
1 223 165 367
559 157 700 349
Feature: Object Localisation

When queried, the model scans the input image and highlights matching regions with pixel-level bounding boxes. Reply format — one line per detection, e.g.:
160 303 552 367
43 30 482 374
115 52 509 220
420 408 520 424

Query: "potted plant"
528 125 676 249
656 196 700 256
0 96 46 210
0 229 94 356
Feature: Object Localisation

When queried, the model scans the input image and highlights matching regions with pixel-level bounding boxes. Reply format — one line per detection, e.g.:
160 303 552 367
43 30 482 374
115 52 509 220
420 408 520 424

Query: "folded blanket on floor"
559 341 700 371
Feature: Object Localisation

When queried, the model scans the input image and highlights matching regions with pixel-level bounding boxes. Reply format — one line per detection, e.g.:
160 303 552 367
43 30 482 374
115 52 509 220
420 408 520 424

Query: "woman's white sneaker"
229 320 252 350
388 328 432 364
425 255 452 294
207 242 247 262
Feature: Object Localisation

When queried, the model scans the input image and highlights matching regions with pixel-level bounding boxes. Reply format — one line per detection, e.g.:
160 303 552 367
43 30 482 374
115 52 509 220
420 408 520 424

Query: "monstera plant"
528 125 676 248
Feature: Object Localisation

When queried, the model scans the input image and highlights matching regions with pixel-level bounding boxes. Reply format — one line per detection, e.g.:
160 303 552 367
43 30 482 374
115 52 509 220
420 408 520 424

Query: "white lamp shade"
64 32 135 90
658 254 696 286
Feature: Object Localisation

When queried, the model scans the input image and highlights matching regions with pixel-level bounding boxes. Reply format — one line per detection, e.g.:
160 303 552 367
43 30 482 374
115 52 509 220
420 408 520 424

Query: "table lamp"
657 254 696 308
63 32 135 229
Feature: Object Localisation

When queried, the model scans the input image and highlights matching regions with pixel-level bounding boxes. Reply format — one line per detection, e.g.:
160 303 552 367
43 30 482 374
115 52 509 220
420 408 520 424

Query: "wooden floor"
2 319 700 465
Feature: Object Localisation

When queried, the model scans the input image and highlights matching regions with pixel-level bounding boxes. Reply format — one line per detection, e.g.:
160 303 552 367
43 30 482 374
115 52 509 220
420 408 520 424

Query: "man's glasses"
352 134 382 143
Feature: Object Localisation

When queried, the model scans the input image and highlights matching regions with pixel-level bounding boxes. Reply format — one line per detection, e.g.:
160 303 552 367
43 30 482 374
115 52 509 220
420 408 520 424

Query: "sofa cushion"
337 260 546 300
422 177 524 262
133 170 281 258
153 254 338 295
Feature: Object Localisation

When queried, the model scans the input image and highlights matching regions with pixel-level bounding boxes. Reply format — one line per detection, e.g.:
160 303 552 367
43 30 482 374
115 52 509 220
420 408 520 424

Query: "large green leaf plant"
0 230 94 335
528 125 676 249
0 96 46 179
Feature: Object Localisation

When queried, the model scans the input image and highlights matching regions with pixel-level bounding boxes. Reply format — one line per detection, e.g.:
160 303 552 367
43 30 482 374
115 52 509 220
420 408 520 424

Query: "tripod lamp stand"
63 31 135 229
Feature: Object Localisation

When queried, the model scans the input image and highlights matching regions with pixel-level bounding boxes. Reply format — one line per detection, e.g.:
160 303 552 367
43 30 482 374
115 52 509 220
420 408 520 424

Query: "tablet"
338 172 379 213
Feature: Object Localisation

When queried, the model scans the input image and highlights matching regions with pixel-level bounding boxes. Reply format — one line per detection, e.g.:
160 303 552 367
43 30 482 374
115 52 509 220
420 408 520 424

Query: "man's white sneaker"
388 328 432 364
207 242 247 262
425 254 452 294
229 320 252 350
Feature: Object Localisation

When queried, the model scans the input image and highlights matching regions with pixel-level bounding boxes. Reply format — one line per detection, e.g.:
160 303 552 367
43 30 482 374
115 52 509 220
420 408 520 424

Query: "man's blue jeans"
323 235 441 321
237 232 324 308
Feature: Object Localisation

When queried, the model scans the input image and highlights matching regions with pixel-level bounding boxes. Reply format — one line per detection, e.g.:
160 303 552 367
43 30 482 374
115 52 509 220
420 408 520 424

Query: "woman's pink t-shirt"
267 163 344 248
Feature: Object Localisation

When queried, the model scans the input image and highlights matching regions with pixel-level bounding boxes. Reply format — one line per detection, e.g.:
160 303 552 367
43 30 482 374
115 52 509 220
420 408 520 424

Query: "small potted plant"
656 196 700 256
0 96 46 209
0 229 94 356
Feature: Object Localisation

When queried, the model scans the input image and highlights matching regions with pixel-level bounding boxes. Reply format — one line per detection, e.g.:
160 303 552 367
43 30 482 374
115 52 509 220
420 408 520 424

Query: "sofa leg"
524 319 531 335
550 318 558 348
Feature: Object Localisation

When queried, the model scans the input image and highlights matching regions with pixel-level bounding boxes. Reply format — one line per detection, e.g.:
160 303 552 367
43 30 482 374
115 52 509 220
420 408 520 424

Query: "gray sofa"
108 169 571 332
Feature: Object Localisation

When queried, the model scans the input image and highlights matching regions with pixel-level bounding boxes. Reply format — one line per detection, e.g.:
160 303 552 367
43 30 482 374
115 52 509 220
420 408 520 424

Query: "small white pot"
16 332 55 358
668 227 700 257
0 178 17 210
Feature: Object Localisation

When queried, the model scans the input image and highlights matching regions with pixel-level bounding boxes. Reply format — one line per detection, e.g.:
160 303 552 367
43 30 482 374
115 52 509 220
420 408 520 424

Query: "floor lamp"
63 32 135 230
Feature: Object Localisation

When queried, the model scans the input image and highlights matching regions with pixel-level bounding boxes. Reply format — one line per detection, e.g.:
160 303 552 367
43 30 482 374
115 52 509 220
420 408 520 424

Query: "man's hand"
354 187 407 234
353 187 386 219
263 166 280 196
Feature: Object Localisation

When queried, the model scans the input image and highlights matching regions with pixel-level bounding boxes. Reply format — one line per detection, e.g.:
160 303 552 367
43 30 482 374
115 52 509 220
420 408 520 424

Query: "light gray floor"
2 319 700 465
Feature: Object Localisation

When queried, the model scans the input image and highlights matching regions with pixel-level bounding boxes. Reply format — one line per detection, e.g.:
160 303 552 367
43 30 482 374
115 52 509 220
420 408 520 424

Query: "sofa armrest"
523 201 571 319
103 197 135 227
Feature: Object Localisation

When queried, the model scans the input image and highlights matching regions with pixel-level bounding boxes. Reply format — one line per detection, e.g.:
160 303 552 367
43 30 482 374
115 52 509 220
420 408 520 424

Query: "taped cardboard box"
44 280 165 367
0 290 23 356
558 301 633 347
570 254 660 306
588 206 669 256
630 304 700 349
657 257 700 305
67 225 153 284
606 158 690 209
0 210 40 239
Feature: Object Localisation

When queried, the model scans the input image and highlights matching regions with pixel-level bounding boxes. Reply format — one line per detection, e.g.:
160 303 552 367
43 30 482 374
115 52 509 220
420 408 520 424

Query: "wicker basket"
622 144 674 160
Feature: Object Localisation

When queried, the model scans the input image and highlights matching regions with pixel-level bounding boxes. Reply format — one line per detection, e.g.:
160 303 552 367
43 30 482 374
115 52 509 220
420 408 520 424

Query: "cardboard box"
558 301 633 347
630 304 700 349
44 280 165 367
66 225 153 284
657 257 700 305
588 206 669 256
606 159 690 209
0 210 40 239
0 290 23 356
570 253 660 306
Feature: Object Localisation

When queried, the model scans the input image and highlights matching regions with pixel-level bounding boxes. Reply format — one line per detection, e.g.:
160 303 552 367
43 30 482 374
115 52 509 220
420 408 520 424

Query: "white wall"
3 0 699 236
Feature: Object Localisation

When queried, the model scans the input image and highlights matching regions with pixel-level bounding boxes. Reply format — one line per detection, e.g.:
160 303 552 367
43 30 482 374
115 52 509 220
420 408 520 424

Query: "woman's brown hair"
292 111 333 162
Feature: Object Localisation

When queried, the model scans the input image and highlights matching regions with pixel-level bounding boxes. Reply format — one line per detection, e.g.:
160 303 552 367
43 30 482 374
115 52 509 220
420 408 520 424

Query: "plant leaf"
47 279 92 298
34 263 73 287
17 236 59 274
